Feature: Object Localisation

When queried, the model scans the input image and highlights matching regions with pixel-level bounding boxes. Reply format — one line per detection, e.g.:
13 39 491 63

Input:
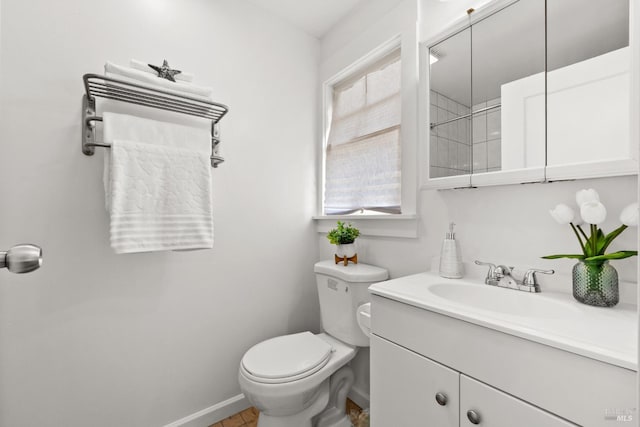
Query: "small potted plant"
327 221 360 264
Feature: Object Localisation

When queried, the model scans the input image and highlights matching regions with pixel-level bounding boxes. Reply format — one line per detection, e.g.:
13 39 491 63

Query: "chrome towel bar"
81 74 229 167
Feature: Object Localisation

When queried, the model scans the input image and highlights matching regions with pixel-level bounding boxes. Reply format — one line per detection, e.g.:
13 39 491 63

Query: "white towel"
103 113 213 254
109 140 213 254
102 112 211 210
130 59 194 83
104 61 213 98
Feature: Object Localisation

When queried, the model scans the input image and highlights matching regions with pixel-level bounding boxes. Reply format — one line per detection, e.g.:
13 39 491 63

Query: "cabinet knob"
435 392 448 406
467 410 481 424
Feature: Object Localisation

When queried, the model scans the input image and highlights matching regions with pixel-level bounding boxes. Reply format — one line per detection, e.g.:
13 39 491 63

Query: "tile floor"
209 407 258 427
210 399 363 427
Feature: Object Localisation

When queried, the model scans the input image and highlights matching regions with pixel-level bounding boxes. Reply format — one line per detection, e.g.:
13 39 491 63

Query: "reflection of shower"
1 244 42 274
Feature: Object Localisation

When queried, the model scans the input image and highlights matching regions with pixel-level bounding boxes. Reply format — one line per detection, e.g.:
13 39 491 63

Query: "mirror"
429 28 472 181
546 0 632 177
424 0 635 188
470 0 545 177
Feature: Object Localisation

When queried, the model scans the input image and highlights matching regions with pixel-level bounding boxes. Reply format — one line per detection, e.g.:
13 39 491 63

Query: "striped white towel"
109 140 213 254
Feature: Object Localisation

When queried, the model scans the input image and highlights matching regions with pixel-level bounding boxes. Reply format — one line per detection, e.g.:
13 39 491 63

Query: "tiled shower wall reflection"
472 99 502 173
430 90 502 177
430 91 471 178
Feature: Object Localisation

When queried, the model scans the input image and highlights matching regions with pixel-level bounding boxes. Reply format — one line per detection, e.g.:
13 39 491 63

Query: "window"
323 50 402 215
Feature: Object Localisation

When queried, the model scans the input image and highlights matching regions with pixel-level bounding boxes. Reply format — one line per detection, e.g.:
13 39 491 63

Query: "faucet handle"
522 268 555 286
475 260 497 283
495 265 514 278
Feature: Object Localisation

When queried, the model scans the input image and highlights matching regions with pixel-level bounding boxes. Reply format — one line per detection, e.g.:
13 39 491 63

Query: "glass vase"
572 260 619 307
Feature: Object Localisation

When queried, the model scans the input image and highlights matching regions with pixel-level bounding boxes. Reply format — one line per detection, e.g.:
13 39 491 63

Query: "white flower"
575 189 600 207
580 201 607 225
549 204 575 224
620 203 639 227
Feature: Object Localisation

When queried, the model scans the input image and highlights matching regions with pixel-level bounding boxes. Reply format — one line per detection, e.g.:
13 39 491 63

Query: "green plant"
543 189 638 263
327 221 360 245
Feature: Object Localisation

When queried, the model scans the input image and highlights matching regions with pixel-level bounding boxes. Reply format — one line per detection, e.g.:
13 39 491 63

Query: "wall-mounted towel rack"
81 74 229 167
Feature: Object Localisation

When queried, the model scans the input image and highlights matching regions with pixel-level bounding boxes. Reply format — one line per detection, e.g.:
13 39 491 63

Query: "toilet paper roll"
356 303 372 338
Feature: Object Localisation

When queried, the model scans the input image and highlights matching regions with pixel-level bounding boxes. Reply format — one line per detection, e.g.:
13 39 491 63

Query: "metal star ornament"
148 59 182 82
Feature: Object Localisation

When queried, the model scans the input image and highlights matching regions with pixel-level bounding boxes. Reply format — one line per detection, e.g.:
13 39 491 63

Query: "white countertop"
369 272 638 371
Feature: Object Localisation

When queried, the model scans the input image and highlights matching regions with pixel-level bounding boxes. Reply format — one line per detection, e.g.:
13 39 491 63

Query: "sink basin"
428 282 578 319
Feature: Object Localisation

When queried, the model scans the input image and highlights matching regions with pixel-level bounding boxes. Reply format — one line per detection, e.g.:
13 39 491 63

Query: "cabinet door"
460 375 577 427
371 335 459 427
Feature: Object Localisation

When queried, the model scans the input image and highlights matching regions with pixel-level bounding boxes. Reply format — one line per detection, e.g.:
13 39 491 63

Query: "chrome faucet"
474 261 554 293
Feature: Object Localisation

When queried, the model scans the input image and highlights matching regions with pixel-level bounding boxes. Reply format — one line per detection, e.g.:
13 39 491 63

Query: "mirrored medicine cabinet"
422 0 637 189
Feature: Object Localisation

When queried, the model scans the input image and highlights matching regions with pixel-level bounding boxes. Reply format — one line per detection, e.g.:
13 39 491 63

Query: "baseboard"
163 393 250 427
348 385 370 410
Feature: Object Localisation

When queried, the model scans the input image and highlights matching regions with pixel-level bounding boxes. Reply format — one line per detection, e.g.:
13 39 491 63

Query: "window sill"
313 214 418 238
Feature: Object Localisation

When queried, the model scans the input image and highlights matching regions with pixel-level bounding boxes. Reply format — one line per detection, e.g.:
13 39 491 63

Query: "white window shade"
324 53 402 215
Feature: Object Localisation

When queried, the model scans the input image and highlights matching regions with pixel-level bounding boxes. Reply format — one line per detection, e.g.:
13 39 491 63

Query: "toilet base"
257 381 329 427
314 366 355 427
315 407 352 427
320 415 352 427
255 365 356 427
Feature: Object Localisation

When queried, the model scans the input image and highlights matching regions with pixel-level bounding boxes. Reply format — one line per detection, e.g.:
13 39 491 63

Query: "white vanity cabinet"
459 374 574 427
369 284 637 427
371 334 459 426
371 335 575 427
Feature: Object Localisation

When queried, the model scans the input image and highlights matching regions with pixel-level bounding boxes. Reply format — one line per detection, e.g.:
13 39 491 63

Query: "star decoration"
148 59 182 82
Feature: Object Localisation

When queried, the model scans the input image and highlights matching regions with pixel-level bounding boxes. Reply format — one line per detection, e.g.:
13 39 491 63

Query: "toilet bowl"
238 333 356 426
238 260 388 427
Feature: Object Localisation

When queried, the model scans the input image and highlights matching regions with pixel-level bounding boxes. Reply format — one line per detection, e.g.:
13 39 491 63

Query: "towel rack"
81 74 230 167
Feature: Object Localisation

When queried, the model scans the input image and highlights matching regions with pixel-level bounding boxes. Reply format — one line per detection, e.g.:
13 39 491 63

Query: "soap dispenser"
439 222 464 279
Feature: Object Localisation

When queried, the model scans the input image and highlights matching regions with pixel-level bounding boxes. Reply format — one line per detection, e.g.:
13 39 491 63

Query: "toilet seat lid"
241 332 332 382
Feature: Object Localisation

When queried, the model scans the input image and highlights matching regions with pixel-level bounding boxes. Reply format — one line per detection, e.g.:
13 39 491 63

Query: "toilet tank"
314 260 388 347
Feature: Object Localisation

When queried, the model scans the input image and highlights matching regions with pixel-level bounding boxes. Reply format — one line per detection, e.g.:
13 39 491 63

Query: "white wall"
319 177 638 281
318 0 639 407
0 1 320 426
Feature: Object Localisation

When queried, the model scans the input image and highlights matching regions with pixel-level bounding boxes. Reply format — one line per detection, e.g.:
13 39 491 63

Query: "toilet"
238 260 388 427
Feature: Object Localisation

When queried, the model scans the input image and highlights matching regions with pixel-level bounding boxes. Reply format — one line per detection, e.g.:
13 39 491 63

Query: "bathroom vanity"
369 273 637 427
